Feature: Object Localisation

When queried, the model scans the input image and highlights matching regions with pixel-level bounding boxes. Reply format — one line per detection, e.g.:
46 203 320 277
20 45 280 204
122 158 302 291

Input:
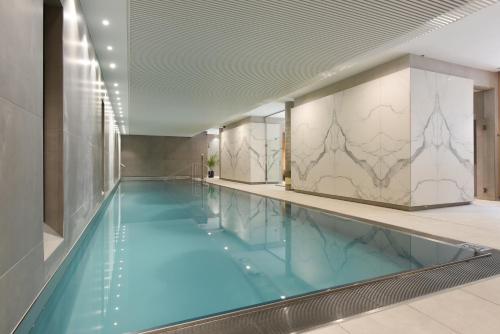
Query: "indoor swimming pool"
19 180 475 334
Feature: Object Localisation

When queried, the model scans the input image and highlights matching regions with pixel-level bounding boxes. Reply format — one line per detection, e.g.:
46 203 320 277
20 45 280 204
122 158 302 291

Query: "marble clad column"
220 119 267 183
410 68 474 206
292 68 411 206
291 67 474 209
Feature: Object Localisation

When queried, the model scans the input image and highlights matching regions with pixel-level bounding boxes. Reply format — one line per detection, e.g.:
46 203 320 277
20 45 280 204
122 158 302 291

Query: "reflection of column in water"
283 202 292 275
218 186 222 230
201 182 204 209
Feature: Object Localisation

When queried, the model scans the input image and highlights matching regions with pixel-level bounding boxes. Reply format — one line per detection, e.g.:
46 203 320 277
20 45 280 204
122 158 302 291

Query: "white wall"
265 122 283 183
410 68 474 206
291 67 474 208
221 121 266 183
0 0 121 332
292 68 411 206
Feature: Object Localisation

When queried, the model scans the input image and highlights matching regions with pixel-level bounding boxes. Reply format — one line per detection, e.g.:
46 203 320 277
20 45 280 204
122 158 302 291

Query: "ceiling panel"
127 0 496 136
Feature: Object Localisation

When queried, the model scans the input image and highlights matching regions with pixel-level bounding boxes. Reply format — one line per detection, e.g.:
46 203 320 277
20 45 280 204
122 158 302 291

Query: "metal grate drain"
138 250 500 334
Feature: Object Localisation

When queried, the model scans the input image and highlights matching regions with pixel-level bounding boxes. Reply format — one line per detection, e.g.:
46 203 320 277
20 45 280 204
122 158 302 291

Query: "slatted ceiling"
128 0 497 136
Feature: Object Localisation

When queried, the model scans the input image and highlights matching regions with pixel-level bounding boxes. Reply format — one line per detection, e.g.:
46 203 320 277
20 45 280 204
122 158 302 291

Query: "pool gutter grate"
138 250 500 334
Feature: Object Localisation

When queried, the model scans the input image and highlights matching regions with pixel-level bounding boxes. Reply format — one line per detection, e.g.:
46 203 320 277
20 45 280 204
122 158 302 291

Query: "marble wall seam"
221 122 269 183
292 68 412 206
410 55 499 201
409 68 474 206
221 123 252 182
291 67 474 208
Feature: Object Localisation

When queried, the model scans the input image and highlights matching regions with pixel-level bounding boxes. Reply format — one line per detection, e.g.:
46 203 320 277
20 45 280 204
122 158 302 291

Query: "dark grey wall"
121 133 209 177
0 1 44 332
0 0 121 332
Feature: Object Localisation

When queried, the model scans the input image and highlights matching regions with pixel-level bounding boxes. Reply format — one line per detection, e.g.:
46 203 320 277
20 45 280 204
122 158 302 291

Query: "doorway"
473 88 497 200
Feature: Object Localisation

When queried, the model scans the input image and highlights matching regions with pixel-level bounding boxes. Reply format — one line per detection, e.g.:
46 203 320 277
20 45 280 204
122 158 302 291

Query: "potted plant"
207 154 218 178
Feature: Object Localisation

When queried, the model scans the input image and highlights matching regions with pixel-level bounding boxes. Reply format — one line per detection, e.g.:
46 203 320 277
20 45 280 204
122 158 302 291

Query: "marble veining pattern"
410 69 474 206
217 186 469 290
266 122 283 183
221 122 267 183
292 68 473 208
292 69 411 206
249 123 267 181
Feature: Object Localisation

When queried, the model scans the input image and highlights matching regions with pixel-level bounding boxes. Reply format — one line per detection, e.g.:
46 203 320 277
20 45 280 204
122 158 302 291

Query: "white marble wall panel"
221 122 267 183
266 122 283 183
291 68 474 208
221 123 252 182
292 69 411 206
249 122 267 182
410 69 474 206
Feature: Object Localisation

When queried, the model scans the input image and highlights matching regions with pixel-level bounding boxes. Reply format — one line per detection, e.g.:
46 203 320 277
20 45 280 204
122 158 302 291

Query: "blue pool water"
24 181 473 333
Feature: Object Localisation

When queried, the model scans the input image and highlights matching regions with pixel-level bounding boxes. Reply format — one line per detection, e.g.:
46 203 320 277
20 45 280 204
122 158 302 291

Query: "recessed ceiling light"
113 83 118 87
115 90 120 95
107 45 113 51
118 102 122 106
102 19 110 26
109 63 116 69
117 97 121 101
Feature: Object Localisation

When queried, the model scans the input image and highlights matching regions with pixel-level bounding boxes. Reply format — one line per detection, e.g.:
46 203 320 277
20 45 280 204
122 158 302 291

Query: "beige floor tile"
462 275 500 306
302 324 349 334
339 305 456 334
409 289 500 334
